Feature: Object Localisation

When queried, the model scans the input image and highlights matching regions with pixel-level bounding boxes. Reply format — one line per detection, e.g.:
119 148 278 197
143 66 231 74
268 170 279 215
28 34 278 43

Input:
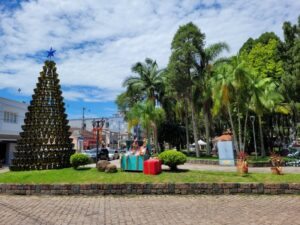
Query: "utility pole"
118 120 121 149
82 107 86 132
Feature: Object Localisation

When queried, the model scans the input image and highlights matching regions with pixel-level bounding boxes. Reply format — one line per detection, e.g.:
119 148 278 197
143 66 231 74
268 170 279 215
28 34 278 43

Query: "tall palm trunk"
152 123 159 153
203 111 211 155
258 115 265 157
238 110 242 151
242 110 249 151
227 103 239 153
189 97 200 157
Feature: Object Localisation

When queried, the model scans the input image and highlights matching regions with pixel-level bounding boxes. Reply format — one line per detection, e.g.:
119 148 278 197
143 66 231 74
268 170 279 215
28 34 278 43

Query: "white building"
0 97 28 166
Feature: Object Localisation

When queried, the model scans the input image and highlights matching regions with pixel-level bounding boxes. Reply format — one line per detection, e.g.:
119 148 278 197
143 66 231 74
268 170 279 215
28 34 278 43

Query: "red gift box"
143 159 162 175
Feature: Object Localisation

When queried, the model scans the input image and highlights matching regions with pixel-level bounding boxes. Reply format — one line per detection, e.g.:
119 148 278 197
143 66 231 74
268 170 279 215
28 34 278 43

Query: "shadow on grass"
162 168 190 173
75 167 92 171
237 173 250 178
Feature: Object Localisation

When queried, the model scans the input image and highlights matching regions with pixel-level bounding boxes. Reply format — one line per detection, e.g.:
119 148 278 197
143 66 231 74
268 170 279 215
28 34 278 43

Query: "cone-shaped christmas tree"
10 60 74 170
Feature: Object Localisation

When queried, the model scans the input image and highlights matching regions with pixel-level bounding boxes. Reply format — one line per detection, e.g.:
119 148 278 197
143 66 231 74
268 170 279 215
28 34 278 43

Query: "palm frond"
204 42 230 62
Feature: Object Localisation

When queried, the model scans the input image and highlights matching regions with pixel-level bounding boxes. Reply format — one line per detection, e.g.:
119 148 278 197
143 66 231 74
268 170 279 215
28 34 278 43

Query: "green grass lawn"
0 168 299 184
187 155 293 163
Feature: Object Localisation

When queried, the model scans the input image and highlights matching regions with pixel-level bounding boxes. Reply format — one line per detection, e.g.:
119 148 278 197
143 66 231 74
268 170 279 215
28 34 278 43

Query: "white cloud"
0 0 299 102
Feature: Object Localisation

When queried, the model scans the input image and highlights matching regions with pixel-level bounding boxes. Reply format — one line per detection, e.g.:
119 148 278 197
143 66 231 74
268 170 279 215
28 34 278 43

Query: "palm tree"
126 101 165 152
211 64 240 152
212 55 285 156
248 76 285 156
196 42 230 154
211 55 251 153
123 58 165 104
168 22 205 158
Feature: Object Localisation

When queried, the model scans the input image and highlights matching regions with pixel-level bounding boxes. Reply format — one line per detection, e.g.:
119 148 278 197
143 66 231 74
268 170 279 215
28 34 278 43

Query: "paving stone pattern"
0 195 299 225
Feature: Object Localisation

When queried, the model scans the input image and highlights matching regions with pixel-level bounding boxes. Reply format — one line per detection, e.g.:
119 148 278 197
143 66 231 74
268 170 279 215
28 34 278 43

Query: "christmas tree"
10 55 74 170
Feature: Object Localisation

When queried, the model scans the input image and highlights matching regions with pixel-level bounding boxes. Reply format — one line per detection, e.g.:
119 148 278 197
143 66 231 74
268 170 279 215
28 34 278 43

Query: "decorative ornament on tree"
47 47 56 59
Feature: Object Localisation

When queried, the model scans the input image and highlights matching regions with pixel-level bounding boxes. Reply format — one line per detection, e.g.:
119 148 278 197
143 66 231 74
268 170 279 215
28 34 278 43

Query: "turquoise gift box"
120 155 149 171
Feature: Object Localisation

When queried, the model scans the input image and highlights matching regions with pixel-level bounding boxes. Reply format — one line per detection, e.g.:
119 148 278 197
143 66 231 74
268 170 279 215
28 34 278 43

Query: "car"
287 150 300 158
82 149 97 161
188 145 196 152
119 148 127 154
82 148 109 161
108 149 120 160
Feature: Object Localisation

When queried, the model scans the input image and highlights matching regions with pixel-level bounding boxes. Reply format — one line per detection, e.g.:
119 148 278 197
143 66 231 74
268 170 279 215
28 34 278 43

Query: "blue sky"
0 0 299 119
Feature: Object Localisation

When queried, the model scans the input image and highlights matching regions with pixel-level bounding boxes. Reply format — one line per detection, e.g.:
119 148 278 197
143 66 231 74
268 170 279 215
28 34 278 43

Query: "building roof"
0 97 28 108
214 134 232 141
0 134 20 141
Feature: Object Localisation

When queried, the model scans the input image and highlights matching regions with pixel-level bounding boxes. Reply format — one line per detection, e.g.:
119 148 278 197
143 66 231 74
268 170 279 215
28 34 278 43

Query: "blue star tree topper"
47 47 56 59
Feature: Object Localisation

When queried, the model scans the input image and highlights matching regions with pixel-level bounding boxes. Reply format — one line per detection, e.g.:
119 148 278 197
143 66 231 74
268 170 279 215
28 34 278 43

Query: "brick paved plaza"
0 195 299 225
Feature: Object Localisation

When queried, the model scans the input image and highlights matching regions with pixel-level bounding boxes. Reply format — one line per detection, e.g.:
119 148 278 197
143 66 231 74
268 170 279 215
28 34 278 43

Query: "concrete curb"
187 159 272 167
0 183 299 195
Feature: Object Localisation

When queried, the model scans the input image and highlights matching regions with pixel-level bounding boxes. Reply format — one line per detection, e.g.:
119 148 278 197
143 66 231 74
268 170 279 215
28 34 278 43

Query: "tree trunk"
185 100 190 152
190 98 200 157
258 115 265 157
203 111 211 155
242 110 248 151
270 115 274 152
227 103 239 153
153 123 159 153
238 110 242 151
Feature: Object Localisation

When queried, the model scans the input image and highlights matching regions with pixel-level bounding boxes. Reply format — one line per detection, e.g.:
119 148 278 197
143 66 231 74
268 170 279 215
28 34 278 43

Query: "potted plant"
270 152 283 175
236 151 248 174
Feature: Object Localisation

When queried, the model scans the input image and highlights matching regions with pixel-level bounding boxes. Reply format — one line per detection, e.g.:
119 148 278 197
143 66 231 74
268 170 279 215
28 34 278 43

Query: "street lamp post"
250 115 257 159
92 118 105 162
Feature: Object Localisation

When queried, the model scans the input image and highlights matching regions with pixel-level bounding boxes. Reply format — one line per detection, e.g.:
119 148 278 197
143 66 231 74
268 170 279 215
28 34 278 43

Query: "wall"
0 183 299 195
0 98 28 135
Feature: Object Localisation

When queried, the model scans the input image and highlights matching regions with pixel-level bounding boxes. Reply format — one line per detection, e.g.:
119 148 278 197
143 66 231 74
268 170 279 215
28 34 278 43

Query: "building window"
3 111 18 124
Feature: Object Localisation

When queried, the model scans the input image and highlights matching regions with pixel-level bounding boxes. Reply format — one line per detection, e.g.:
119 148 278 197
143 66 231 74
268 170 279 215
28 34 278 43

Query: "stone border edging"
187 159 219 165
0 183 299 195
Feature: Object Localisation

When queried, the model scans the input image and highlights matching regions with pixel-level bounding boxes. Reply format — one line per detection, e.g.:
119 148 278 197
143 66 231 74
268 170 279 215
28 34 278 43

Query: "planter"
271 167 282 175
237 161 248 174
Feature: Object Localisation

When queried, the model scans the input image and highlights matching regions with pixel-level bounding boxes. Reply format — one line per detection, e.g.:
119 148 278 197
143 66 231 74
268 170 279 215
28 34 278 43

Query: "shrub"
70 153 90 169
158 150 187 170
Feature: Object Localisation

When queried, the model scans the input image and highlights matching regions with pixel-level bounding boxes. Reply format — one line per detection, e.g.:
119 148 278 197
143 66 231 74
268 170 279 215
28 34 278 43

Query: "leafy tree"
244 39 284 79
280 16 300 139
168 22 205 157
239 32 285 155
240 32 281 54
157 121 186 150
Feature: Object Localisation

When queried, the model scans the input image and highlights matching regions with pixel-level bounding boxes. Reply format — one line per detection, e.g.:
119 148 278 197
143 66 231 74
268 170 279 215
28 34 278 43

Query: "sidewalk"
177 163 300 174
0 167 9 174
2 161 300 174
109 159 300 174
